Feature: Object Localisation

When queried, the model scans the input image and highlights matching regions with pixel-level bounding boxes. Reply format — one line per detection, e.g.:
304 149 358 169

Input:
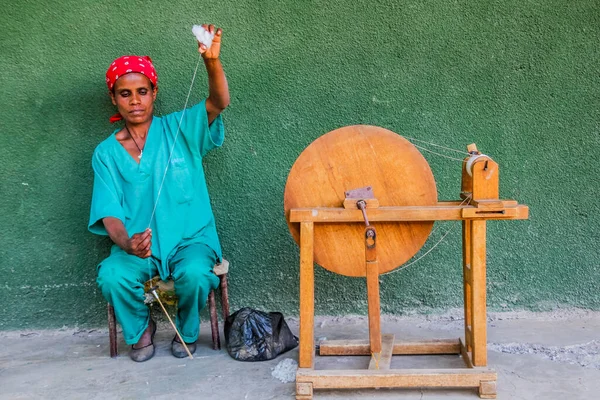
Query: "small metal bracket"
345 186 374 199
344 186 379 210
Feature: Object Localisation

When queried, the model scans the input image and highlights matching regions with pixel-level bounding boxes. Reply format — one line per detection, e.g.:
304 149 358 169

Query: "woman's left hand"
198 24 222 59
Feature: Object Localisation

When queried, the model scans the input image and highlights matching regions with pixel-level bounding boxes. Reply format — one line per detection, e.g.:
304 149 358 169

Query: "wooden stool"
107 260 230 358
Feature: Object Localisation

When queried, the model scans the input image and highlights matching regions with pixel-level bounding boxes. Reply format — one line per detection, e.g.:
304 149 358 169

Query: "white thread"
404 136 470 155
381 195 472 275
390 222 458 273
466 154 490 177
412 143 467 162
147 54 203 229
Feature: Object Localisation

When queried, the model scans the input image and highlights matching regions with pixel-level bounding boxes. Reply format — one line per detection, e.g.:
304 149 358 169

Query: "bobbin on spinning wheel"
284 125 529 400
284 125 438 276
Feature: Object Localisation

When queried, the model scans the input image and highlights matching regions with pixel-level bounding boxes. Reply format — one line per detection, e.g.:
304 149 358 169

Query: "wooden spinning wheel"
284 125 437 276
284 125 529 399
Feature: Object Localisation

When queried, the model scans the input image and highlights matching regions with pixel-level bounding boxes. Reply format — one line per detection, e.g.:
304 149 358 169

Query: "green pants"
97 243 220 345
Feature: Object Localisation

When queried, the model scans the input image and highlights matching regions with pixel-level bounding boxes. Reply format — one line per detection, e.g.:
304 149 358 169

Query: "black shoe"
129 319 156 362
171 336 197 358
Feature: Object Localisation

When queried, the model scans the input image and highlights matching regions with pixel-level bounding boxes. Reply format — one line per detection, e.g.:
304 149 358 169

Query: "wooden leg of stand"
463 220 473 353
299 221 315 369
471 220 487 367
366 260 382 354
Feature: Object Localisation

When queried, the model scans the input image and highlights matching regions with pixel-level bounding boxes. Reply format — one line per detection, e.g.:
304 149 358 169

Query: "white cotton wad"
143 292 155 305
192 25 215 49
271 358 298 383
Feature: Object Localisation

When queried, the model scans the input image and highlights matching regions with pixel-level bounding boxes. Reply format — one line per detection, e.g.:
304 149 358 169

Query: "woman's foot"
171 335 196 358
129 319 156 362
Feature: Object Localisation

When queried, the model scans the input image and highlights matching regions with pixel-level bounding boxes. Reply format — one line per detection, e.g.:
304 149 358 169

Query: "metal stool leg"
108 303 118 358
208 290 220 350
220 273 230 318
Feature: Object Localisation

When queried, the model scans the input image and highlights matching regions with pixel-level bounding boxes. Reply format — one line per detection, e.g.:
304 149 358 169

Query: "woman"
89 24 229 362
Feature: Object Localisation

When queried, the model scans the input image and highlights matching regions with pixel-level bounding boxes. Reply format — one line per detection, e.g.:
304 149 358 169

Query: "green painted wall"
1 0 599 330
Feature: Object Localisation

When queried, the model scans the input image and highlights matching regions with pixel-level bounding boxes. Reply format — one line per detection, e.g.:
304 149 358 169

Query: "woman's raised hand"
198 24 222 59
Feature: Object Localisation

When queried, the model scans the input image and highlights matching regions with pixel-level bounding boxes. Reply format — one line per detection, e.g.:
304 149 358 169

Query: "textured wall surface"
1 0 599 330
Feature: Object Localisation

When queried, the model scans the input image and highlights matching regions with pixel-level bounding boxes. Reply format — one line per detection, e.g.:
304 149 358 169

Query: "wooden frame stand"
290 145 528 399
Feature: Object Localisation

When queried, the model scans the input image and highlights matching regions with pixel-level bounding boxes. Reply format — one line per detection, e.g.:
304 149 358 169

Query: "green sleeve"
88 150 125 235
164 99 224 158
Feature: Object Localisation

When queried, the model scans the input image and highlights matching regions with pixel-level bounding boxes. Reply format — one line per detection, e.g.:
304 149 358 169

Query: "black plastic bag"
224 307 299 361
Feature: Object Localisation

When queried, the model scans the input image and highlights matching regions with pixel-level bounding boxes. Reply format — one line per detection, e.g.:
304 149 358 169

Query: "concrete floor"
1 309 599 400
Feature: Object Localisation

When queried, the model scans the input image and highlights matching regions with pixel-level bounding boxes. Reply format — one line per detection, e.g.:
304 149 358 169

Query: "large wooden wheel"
284 125 438 277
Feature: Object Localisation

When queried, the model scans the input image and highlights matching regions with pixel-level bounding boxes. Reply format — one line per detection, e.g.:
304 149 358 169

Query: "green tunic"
89 99 223 278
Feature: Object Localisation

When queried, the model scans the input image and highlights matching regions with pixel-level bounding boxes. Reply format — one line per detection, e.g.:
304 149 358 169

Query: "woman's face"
110 73 157 125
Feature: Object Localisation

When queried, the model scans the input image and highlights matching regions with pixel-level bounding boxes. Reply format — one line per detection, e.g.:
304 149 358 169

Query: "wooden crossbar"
297 368 497 388
289 203 528 223
319 338 461 356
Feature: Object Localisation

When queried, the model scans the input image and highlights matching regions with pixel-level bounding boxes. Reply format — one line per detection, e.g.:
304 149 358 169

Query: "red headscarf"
106 55 158 123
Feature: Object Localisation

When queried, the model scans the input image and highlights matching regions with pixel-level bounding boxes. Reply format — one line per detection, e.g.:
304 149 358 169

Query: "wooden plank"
290 206 462 222
289 204 529 223
463 220 473 353
296 368 497 389
320 338 461 356
471 220 488 367
299 222 315 369
368 334 394 370
366 259 381 354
